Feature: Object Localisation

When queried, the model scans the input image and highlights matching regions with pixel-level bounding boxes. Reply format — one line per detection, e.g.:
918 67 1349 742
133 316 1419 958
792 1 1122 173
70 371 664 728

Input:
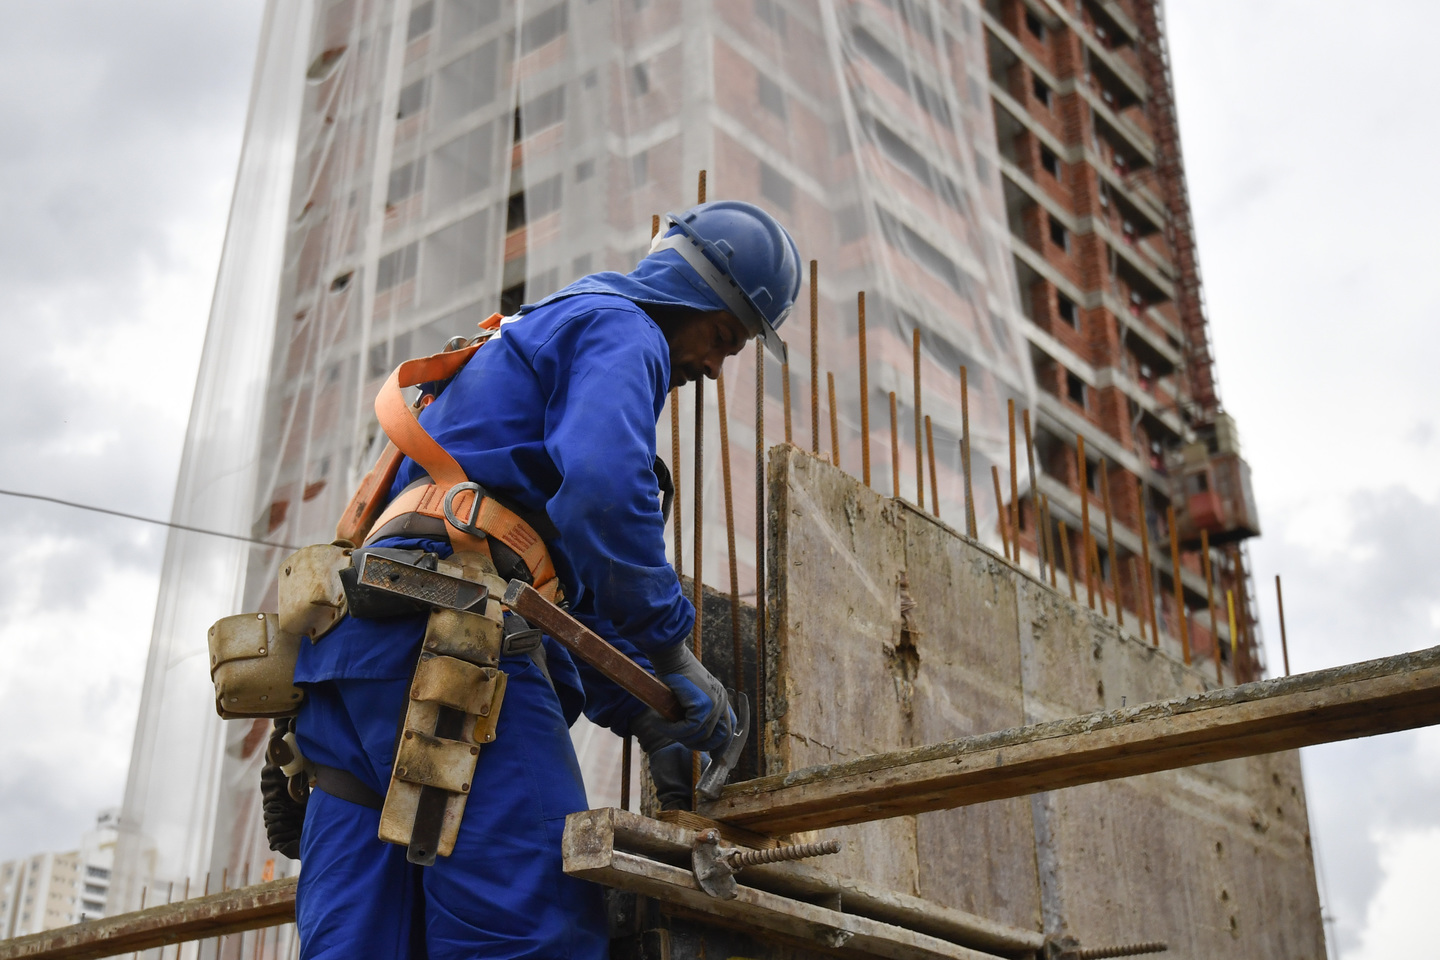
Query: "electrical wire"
0 487 301 552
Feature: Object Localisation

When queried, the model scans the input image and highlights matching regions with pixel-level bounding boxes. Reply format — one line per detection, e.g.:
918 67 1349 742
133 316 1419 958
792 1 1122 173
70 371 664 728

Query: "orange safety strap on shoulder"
335 440 404 544
374 344 486 552
479 312 503 331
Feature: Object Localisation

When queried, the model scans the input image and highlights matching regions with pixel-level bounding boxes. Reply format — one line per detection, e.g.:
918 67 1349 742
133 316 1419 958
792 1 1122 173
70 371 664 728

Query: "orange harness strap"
354 328 561 601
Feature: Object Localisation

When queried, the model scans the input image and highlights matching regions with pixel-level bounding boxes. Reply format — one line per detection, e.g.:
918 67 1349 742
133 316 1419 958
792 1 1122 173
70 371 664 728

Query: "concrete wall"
763 445 1324 958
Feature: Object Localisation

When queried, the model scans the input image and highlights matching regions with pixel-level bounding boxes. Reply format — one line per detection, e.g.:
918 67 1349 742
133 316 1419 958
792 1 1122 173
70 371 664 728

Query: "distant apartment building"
0 809 118 937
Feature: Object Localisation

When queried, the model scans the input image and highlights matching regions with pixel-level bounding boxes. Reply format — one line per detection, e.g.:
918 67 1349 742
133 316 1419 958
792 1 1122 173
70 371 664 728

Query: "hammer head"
696 690 750 802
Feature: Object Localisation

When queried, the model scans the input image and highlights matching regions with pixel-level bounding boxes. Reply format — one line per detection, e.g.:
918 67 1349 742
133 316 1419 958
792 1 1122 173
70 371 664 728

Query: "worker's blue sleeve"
523 306 695 662
570 618 654 733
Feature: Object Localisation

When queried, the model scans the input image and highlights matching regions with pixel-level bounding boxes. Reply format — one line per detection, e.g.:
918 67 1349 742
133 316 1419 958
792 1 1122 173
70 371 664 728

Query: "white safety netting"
118 0 1033 925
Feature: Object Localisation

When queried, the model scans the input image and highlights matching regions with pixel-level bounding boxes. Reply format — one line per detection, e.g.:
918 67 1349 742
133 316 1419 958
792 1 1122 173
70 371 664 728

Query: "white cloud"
1347 825 1440 959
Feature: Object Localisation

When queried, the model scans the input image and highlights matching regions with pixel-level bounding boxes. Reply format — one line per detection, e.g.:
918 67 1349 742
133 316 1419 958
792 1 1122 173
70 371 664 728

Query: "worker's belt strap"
365 480 560 601
313 764 385 811
368 338 562 603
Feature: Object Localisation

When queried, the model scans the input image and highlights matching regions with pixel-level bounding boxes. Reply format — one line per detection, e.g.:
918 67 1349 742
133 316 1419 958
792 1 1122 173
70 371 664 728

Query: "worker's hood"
515 247 729 319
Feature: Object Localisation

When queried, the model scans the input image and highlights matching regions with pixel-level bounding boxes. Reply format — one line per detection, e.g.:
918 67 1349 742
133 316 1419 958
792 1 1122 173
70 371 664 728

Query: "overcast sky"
0 2 1435 956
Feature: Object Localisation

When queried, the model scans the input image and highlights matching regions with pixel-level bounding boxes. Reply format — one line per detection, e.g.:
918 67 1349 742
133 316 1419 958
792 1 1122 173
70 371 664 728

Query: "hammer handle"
503 581 684 721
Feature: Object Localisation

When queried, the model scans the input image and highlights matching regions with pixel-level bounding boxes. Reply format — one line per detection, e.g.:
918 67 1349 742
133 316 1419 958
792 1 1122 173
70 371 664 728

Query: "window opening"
407 2 434 40
1040 145 1060 178
1066 370 1086 407
632 62 650 95
1057 292 1078 328
1024 10 1044 39
397 79 427 119
1048 214 1068 251
758 75 787 118
1031 75 1051 108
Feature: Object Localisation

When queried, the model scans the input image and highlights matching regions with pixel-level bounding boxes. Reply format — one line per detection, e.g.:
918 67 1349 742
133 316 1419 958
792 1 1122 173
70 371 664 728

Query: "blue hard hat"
649 201 801 363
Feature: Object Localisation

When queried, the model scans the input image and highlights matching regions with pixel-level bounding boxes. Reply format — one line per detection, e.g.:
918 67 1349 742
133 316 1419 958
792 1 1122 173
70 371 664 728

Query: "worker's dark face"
659 310 753 389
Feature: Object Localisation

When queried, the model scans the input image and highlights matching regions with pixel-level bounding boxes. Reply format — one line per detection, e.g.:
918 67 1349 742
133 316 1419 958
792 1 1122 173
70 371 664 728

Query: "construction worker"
286 201 800 959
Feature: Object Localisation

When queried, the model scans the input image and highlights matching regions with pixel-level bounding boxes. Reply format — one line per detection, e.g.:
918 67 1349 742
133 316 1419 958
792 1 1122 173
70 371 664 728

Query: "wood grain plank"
701 645 1440 833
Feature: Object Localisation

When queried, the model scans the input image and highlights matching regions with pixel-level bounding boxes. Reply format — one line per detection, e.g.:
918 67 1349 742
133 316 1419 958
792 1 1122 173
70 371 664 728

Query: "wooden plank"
701 644 1440 833
563 809 1014 960
0 878 296 960
564 808 1043 956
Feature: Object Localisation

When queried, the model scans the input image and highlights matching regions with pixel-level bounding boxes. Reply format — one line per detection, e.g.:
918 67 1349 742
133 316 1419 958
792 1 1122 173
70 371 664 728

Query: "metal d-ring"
443 481 486 536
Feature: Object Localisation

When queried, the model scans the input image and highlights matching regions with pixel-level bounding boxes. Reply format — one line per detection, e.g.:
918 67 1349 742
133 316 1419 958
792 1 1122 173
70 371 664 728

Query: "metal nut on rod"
691 829 842 900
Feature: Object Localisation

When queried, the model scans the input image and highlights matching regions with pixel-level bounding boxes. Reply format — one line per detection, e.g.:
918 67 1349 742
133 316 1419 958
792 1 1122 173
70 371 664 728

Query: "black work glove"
630 643 735 754
647 741 698 811
261 719 306 861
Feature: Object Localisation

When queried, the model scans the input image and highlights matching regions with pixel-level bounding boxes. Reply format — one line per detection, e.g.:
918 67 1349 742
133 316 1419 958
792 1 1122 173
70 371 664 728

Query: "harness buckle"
442 482 486 537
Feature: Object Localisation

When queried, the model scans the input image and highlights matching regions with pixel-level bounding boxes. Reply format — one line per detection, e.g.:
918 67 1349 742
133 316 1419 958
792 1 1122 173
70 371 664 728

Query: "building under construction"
3 1 1391 959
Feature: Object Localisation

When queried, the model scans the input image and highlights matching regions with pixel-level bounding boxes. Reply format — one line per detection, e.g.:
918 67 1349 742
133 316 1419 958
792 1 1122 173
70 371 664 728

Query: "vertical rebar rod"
1023 410 1044 581
1059 519 1076 600
1100 458 1120 627
717 372 742 698
1008 400 1019 563
913 329 924 508
1076 436 1093 608
925 415 939 519
1041 493 1057 588
620 737 632 811
1202 529 1221 684
671 390 682 575
692 170 705 797
889 392 900 498
1276 574 1291 676
810 261 819 455
637 211 660 809
781 360 792 445
992 466 1011 561
1131 556 1148 643
1167 506 1191 664
858 292 870 487
1135 482 1157 647
1090 517 1108 616
1226 589 1238 662
828 372 840 468
960 366 976 538
755 340 766 767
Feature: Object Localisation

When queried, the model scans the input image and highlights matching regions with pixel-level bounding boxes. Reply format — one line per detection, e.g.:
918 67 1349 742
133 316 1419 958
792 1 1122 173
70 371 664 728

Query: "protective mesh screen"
119 0 1034 910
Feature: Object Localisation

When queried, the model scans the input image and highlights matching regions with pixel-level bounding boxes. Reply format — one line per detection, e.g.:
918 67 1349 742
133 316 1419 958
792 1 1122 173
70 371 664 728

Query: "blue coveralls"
292 252 729 959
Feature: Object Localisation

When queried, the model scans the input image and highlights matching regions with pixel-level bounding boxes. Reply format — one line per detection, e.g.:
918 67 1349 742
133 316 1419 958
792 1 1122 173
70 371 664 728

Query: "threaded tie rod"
728 840 842 869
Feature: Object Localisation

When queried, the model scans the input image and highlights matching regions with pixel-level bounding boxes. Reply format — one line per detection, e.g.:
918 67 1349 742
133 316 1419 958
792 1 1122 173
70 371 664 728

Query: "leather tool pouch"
278 543 352 642
208 613 305 719
378 603 507 864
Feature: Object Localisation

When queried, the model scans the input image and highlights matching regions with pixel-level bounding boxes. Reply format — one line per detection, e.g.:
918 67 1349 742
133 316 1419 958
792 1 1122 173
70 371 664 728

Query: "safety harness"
335 314 563 603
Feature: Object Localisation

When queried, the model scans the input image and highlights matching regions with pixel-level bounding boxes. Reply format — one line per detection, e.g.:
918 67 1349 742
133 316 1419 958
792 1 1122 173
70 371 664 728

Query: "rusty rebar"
810 261 819 456
781 360 792 444
1023 409 1044 580
828 372 840 468
728 839 842 869
1100 458 1120 627
889 392 900 498
858 292 870 487
1059 519 1076 600
960 366 976 538
1041 493 1057 588
1077 436 1093 609
671 388 682 575
913 329 924 508
1130 556 1147 643
693 170 706 796
1226 588 1238 662
1090 517 1108 617
992 466 1011 561
620 736 631 811
1008 399 1019 563
1073 941 1168 959
755 340 766 764
1276 574 1291 676
925 415 939 519
697 169 706 204
718 372 742 698
1135 482 1157 646
1167 505 1191 664
1202 529 1220 683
